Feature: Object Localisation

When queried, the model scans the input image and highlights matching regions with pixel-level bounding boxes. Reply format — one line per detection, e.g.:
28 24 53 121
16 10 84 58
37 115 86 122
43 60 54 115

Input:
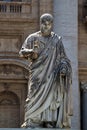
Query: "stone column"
81 82 87 130
53 0 80 129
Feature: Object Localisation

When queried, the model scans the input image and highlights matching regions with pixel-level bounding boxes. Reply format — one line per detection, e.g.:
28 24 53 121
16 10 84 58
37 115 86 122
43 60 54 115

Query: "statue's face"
40 20 52 36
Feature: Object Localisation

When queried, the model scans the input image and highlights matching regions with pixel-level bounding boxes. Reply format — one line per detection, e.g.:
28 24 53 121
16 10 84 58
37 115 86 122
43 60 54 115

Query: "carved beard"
40 27 52 36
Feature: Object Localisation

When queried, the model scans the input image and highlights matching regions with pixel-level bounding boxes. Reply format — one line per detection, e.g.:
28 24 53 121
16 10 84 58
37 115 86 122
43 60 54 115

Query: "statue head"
40 13 53 36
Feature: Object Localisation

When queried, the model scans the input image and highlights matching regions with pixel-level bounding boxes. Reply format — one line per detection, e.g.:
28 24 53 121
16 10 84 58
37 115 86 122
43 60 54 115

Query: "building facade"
0 0 53 128
0 0 86 129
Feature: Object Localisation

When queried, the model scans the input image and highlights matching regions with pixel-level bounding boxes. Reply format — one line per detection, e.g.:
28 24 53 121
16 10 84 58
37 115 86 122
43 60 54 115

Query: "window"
0 4 6 12
0 0 22 13
0 0 22 2
11 0 22 1
10 4 22 13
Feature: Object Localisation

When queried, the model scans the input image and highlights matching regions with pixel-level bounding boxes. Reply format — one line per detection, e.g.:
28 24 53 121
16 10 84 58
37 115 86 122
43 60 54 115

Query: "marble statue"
19 13 73 128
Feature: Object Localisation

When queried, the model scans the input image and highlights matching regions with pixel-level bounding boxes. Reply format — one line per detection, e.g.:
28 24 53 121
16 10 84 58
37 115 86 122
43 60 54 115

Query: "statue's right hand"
19 48 33 58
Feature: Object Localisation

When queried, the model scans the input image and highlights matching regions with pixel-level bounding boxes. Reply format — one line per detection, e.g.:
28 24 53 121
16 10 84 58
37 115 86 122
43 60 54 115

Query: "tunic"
20 31 72 128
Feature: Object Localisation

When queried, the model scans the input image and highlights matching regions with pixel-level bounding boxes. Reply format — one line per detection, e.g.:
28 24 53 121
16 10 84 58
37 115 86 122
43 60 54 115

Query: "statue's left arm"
56 36 72 78
54 37 73 128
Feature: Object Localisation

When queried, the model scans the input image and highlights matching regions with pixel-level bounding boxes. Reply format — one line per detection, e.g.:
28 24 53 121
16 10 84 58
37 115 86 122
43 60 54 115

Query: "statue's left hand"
31 52 38 60
60 68 67 76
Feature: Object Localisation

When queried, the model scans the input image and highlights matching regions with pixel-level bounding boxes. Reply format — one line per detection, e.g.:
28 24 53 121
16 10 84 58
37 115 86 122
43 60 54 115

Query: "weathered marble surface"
20 13 72 128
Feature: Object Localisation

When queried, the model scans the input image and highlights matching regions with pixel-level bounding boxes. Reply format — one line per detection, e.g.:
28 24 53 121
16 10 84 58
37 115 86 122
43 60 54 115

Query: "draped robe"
20 31 72 128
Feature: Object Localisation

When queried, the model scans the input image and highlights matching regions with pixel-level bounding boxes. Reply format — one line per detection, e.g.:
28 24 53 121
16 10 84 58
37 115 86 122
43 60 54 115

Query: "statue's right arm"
19 36 34 58
19 48 33 57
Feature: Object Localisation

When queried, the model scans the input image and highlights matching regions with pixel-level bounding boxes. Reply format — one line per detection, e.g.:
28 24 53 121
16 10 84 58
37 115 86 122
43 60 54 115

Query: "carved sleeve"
55 36 72 77
19 35 34 58
21 35 34 50
59 37 72 76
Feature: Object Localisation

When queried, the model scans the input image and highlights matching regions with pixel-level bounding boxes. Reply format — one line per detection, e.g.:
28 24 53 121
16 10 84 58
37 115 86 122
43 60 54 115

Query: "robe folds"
20 31 72 128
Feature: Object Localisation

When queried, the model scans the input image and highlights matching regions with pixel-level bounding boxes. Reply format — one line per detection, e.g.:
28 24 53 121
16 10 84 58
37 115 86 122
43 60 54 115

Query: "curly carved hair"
40 13 53 23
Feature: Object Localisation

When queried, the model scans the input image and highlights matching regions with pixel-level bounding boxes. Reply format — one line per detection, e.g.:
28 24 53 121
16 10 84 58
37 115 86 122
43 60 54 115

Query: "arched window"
0 91 20 128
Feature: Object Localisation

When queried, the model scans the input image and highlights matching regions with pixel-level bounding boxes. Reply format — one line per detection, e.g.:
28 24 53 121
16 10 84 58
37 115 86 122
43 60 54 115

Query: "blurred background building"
0 0 85 130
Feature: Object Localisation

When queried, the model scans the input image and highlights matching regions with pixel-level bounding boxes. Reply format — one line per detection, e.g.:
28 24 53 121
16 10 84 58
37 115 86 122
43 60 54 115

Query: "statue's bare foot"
45 123 53 128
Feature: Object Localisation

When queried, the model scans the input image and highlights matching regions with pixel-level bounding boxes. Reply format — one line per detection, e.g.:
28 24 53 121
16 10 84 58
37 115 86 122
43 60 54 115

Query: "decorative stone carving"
19 13 72 128
0 36 21 53
81 82 87 92
3 83 10 91
0 64 29 79
0 91 19 105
